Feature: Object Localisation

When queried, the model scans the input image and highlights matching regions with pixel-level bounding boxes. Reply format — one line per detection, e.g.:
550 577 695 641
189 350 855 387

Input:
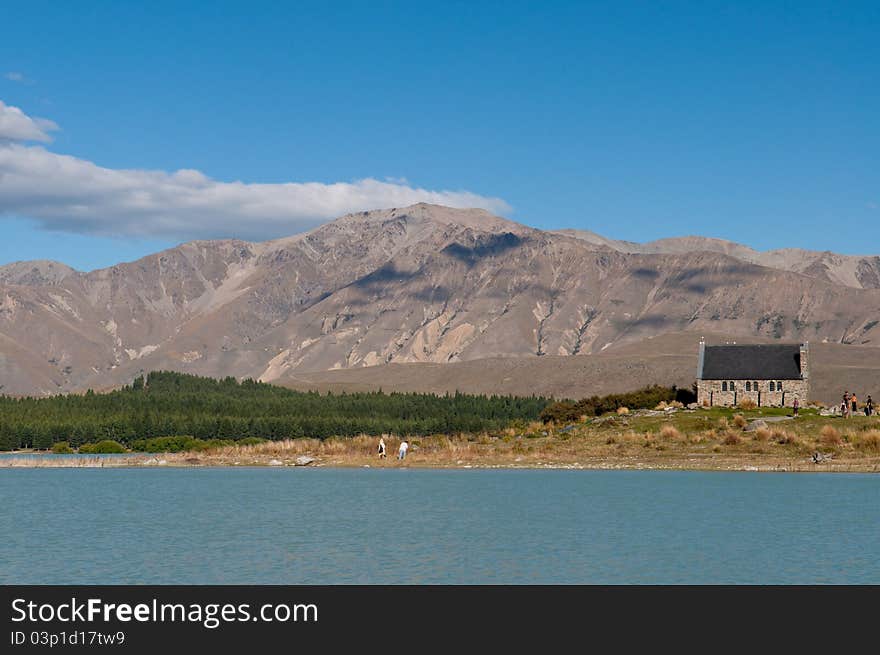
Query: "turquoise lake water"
1 468 877 584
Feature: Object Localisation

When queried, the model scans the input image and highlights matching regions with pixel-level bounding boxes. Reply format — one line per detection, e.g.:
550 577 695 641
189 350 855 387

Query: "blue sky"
1 1 878 270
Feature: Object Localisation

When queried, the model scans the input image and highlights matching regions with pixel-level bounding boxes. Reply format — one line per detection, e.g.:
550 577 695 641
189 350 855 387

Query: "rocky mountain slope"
557 230 880 289
2 203 879 396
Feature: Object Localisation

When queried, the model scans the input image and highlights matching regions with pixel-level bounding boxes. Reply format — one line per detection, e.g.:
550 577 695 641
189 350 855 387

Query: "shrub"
616 406 629 415
732 414 747 429
754 427 771 441
539 401 576 424
131 436 200 453
660 425 681 440
722 432 741 446
820 425 841 446
540 385 681 422
51 441 74 454
131 436 267 452
79 440 126 454
775 431 797 445
771 429 786 442
738 398 757 410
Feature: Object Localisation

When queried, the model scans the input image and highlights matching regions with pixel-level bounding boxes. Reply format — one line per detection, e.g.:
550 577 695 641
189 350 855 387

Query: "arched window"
730 381 735 390
746 381 751 391
769 381 775 392
722 381 727 391
753 381 759 391
777 381 783 391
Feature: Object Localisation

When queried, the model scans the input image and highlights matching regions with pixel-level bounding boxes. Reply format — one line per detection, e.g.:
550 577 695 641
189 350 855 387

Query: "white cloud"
4 72 26 82
0 101 510 241
0 100 58 142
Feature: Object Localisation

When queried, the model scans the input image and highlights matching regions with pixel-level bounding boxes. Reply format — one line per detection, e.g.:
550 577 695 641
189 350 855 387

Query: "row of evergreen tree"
0 371 551 450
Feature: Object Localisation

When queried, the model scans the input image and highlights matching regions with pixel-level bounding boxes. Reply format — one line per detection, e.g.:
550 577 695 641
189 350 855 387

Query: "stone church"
696 341 809 407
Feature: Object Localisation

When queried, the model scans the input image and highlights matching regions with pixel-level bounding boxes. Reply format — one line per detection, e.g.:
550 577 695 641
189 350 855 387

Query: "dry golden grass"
0 455 123 468
853 430 880 453
732 414 747 429
617 406 630 415
660 424 682 440
820 425 841 446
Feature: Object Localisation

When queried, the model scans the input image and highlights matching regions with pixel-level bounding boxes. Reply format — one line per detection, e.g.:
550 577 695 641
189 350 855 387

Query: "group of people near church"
841 391 874 417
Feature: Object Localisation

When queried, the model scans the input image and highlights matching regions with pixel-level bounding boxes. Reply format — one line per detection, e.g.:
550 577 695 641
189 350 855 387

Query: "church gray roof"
698 343 803 380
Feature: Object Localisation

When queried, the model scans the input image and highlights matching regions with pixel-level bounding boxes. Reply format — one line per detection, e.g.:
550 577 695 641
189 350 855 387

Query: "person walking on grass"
398 439 409 461
792 397 799 418
866 395 874 417
843 392 851 418
851 393 858 415
378 437 387 459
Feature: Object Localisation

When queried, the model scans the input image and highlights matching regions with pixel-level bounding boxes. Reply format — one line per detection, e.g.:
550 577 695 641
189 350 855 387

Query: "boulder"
744 419 768 432
268 459 284 466
295 455 316 466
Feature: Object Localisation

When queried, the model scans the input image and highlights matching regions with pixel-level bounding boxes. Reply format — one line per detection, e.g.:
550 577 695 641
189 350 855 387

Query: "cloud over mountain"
0 100 509 240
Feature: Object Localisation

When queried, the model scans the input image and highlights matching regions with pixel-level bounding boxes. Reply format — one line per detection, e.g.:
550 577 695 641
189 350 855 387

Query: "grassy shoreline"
2 407 879 472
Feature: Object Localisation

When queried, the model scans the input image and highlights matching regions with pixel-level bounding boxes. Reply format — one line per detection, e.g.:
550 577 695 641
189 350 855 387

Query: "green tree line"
0 371 551 450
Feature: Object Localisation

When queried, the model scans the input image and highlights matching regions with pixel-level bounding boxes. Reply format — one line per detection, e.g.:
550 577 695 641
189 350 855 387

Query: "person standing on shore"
792 397 799 417
851 394 858 415
866 395 874 417
843 392 851 418
398 439 409 461
378 437 387 459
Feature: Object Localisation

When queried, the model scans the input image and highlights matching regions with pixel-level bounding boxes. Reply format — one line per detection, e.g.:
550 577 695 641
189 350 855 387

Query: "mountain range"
2 203 879 399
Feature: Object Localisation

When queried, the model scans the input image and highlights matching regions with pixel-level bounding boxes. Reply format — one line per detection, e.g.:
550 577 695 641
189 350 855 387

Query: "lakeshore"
3 407 879 472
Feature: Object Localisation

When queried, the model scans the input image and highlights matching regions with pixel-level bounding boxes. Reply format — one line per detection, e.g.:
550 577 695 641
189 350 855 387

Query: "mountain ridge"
2 203 879 396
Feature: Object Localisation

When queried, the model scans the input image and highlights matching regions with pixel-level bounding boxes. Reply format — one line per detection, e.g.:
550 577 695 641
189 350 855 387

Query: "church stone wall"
697 379 809 407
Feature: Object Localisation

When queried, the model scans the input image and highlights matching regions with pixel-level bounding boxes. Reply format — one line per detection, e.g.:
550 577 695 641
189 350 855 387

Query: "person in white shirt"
397 440 409 461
